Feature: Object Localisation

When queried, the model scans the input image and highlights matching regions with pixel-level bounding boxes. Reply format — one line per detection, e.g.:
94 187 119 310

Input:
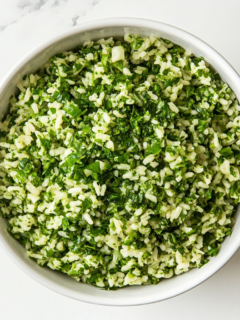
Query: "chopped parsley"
0 34 239 289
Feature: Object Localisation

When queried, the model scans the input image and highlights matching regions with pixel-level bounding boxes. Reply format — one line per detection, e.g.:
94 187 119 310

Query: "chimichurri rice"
0 34 239 288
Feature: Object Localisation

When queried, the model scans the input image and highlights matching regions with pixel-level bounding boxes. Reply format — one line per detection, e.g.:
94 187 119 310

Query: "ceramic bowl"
0 18 240 306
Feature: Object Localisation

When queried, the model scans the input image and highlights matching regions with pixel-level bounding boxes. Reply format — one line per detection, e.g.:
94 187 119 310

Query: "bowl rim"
0 17 240 306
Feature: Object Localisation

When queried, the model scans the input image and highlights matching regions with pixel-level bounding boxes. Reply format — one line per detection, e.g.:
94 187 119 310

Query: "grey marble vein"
18 0 49 11
0 0 70 33
0 20 18 33
72 15 80 26
0 0 103 33
70 0 104 25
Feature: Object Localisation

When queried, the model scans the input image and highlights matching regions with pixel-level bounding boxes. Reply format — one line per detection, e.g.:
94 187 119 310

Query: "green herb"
0 33 238 290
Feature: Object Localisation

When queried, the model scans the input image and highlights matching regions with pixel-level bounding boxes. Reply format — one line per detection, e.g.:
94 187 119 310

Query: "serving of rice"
0 33 239 289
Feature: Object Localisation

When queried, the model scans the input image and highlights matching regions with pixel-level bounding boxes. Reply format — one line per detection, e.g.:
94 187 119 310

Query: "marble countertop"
0 1 240 319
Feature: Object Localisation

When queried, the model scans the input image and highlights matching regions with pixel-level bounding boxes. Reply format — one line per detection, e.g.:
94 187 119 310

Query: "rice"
0 33 239 289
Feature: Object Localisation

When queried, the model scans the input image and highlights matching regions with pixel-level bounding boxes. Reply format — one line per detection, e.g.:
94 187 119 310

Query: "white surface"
0 0 239 318
2 18 240 306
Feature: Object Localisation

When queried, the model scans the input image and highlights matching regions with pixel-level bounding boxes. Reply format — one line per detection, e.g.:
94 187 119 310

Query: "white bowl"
0 18 240 306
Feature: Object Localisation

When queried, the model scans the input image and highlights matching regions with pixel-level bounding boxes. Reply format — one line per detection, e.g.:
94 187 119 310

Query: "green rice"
0 33 239 288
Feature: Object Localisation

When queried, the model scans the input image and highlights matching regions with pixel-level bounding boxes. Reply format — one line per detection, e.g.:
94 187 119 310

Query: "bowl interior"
0 19 240 306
